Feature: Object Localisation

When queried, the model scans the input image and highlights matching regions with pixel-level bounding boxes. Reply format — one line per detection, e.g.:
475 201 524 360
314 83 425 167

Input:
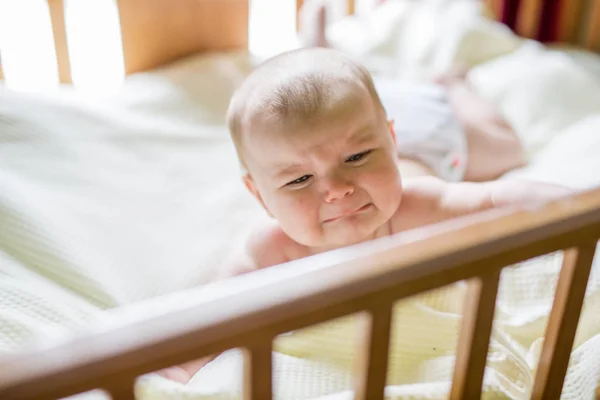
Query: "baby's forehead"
247 78 372 128
242 99 380 161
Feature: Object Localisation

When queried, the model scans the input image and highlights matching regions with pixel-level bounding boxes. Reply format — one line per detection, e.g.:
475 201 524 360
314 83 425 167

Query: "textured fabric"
375 78 468 181
0 52 260 312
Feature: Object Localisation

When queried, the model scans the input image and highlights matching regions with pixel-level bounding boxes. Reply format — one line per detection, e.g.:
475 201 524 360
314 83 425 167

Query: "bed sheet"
0 51 267 313
556 45 600 84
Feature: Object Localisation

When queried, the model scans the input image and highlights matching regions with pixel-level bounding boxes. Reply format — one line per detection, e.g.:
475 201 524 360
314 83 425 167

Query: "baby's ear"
243 174 273 217
388 119 396 145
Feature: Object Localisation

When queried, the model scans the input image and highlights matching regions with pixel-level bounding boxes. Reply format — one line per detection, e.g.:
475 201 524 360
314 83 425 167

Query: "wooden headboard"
47 0 249 84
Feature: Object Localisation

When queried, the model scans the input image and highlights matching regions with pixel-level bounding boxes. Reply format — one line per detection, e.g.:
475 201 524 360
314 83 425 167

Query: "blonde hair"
226 47 385 170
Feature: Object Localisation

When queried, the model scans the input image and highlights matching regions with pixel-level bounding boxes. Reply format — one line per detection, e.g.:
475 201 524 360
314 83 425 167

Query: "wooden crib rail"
1 187 600 400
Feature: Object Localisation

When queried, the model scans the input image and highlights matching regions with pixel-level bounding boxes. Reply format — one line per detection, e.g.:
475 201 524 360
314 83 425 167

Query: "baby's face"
243 90 402 250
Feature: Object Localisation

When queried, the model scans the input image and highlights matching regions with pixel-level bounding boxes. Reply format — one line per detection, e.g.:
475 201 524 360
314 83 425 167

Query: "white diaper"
374 77 468 181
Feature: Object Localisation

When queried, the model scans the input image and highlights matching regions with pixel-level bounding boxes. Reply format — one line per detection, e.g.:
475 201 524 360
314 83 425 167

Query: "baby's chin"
285 204 396 251
301 220 386 252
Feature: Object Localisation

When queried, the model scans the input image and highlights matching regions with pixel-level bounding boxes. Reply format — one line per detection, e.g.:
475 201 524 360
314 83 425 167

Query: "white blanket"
2 0 600 398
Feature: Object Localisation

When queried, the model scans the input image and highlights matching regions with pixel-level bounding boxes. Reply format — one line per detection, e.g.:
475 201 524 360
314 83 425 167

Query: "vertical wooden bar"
516 0 544 39
354 304 393 400
244 341 273 400
347 0 355 15
484 0 504 20
585 0 600 50
296 0 304 31
107 381 136 400
531 243 596 400
494 0 505 20
47 0 72 83
450 269 501 400
501 0 521 31
556 0 583 44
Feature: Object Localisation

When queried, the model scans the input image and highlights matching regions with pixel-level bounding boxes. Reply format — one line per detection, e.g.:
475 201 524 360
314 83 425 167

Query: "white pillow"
470 42 600 156
502 114 600 189
327 0 522 79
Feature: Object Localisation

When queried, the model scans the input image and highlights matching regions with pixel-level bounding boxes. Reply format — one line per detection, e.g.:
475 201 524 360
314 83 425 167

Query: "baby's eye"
346 150 372 163
285 174 312 186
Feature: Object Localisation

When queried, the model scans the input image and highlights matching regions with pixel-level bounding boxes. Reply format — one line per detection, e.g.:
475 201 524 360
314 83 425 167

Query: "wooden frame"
2 1 600 399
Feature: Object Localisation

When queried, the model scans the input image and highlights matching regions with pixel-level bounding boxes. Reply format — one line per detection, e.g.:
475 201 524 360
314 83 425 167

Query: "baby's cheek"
294 196 320 224
278 193 318 225
276 193 322 245
364 168 402 206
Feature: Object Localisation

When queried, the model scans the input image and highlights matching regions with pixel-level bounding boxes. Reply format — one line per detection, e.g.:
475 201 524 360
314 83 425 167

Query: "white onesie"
373 77 468 182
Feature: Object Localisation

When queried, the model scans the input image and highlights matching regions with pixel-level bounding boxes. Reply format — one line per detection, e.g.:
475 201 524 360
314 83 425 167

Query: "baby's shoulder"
246 220 306 270
397 176 448 209
390 177 472 231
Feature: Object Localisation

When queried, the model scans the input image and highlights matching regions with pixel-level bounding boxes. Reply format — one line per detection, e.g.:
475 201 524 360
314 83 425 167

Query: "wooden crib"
1 0 600 399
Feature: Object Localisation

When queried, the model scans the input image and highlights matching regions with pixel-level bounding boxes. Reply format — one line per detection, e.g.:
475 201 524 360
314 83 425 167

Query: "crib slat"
531 243 596 400
354 305 393 400
296 0 304 31
491 0 503 20
47 0 72 83
483 0 503 20
557 0 583 44
107 381 135 400
244 341 273 400
516 0 544 39
450 270 501 399
347 0 355 15
585 0 600 50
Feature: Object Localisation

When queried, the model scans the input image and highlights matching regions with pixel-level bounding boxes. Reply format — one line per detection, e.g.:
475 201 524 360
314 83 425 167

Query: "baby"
223 47 573 269
157 47 574 383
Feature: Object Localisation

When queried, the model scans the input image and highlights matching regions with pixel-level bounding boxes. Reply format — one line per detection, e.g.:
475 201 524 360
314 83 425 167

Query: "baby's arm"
486 179 575 208
215 220 295 280
396 177 575 230
156 222 294 383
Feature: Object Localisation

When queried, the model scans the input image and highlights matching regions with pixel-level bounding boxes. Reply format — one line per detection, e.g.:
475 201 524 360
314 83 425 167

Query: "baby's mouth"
324 203 372 223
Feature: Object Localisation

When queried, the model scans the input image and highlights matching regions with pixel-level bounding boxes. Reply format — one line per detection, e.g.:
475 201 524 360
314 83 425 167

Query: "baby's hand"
490 180 575 209
432 63 470 87
155 366 193 384
155 357 214 384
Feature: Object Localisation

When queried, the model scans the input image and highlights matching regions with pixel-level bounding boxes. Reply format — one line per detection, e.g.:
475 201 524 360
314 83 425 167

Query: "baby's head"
227 48 403 250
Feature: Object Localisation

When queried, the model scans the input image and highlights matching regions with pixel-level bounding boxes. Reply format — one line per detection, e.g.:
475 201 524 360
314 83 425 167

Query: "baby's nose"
324 179 354 203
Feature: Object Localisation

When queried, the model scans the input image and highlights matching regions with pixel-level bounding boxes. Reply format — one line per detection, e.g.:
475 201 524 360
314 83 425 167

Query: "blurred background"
0 0 368 93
